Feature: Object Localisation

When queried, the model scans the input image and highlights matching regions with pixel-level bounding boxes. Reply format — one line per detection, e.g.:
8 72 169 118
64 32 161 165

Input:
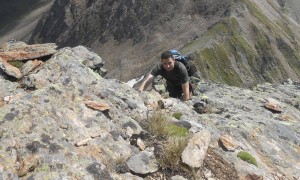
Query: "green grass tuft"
237 151 258 167
148 111 188 138
172 112 183 120
165 124 188 137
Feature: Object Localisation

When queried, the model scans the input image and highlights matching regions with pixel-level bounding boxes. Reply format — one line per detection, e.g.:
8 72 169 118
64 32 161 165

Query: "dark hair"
161 50 174 60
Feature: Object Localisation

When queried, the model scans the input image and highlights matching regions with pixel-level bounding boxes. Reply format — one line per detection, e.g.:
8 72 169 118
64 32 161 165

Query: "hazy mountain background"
1 0 300 87
0 0 54 43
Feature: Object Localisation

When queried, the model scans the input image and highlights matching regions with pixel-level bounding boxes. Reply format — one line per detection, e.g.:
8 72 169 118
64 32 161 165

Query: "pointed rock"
264 98 282 113
137 138 146 151
0 42 57 61
85 101 110 111
0 58 22 78
182 130 211 168
158 99 175 109
126 126 134 138
0 41 28 50
17 155 39 177
219 134 238 151
75 138 92 147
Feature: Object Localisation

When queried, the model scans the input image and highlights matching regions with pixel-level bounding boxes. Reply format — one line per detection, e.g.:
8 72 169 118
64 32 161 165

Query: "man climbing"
139 50 195 101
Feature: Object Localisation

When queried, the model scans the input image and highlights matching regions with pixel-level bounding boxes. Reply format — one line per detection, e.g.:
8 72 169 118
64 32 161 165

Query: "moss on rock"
8 60 25 68
165 124 188 137
237 151 258 167
172 112 183 120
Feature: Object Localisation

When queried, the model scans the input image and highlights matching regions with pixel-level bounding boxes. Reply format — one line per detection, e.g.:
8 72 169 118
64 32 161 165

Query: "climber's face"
161 57 175 71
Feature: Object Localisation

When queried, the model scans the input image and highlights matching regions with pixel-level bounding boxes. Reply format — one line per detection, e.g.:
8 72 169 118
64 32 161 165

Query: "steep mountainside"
29 0 300 87
0 0 54 43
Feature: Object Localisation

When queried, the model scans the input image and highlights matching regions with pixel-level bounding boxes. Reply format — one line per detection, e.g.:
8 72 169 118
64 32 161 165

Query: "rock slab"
182 130 211 168
126 149 158 174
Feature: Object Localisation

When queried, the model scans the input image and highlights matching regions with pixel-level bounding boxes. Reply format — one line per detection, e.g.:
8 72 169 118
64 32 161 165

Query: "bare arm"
139 74 154 91
181 82 190 101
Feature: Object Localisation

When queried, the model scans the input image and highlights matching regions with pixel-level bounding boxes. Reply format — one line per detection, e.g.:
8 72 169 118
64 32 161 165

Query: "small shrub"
148 111 169 138
115 156 126 165
159 137 189 170
237 151 258 167
148 112 188 138
172 112 183 120
147 112 191 177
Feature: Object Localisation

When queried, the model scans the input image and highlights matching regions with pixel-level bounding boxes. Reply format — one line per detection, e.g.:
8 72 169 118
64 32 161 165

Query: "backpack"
170 49 196 77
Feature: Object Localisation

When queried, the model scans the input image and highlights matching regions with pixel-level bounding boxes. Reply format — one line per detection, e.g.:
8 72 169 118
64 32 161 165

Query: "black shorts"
166 84 182 98
166 83 193 99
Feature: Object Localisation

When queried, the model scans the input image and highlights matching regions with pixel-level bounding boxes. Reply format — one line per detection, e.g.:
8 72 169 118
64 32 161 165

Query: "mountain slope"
29 0 300 87
180 0 300 87
0 0 54 44
29 0 234 81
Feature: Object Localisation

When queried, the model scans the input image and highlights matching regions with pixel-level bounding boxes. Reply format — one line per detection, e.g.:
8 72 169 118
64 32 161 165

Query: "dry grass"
147 111 170 138
159 136 189 171
147 111 191 176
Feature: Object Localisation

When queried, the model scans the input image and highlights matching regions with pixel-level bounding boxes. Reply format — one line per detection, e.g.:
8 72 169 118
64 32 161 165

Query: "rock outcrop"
0 41 57 79
0 41 57 61
0 41 300 179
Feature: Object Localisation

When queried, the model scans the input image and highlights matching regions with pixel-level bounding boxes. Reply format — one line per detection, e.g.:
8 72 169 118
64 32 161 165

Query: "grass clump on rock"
159 137 189 171
237 151 258 167
148 111 170 138
148 111 188 138
147 111 191 176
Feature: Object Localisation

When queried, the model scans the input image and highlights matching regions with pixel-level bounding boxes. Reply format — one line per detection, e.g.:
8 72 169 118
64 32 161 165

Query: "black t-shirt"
151 61 189 86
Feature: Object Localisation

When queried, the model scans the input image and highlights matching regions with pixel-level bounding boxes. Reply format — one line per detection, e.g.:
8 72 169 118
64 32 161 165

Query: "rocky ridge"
0 41 300 179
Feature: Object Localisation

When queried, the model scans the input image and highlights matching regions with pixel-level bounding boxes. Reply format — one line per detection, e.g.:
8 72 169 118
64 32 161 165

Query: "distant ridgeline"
0 0 54 39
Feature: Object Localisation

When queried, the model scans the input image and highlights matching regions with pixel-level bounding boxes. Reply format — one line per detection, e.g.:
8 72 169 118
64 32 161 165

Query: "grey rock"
21 47 103 89
0 42 57 61
219 134 238 151
126 148 159 174
0 60 21 78
21 59 43 76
